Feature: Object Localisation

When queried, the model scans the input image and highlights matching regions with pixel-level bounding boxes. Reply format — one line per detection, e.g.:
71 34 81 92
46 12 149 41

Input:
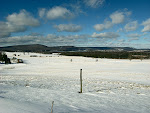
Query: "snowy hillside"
0 52 150 113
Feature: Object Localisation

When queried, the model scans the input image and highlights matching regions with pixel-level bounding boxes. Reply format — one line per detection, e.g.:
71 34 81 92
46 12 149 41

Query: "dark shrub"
0 52 11 64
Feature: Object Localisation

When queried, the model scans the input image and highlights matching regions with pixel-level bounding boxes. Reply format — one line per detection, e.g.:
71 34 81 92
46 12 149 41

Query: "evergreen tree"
0 52 11 64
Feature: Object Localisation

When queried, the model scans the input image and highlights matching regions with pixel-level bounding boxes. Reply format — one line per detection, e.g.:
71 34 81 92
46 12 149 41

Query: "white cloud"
46 6 74 20
7 10 40 27
94 24 104 31
118 39 125 42
142 18 150 25
94 10 131 31
0 35 39 44
141 18 150 32
69 3 86 16
110 11 125 24
127 33 141 38
46 34 87 43
142 25 150 32
0 33 89 46
125 11 132 16
128 37 139 42
0 22 11 38
0 31 11 38
54 24 82 32
104 21 113 29
46 34 57 39
92 32 120 39
6 22 27 32
38 8 46 18
117 28 123 32
123 8 132 16
124 21 138 31
29 32 43 36
84 0 105 8
46 34 89 46
0 21 27 38
0 10 40 38
94 21 113 31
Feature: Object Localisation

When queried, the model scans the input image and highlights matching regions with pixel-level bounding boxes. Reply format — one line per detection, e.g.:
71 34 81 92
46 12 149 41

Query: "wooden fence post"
79 69 82 93
51 101 54 113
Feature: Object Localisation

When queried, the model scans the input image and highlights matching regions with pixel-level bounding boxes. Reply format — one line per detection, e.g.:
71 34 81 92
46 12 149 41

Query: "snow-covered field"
0 52 150 113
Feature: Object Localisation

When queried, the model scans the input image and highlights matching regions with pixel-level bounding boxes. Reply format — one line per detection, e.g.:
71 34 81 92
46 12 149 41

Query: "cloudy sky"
0 0 150 48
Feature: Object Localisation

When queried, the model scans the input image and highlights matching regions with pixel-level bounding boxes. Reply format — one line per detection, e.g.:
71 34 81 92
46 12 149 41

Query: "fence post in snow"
51 101 54 113
79 69 82 93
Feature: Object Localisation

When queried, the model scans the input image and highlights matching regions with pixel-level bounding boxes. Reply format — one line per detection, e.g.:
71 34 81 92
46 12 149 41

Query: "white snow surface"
0 52 150 113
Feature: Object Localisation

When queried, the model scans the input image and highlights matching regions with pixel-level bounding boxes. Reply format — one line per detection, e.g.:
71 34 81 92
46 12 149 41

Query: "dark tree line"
61 51 150 59
0 52 11 64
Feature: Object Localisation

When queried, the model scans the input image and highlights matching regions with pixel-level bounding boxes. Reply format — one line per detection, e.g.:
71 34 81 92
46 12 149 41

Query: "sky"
0 0 150 48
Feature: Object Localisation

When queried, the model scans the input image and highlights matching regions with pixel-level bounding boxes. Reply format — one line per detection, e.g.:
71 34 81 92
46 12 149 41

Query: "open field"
0 52 150 113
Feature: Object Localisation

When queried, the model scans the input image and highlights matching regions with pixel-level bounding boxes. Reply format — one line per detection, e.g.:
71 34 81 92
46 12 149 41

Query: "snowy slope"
0 52 150 113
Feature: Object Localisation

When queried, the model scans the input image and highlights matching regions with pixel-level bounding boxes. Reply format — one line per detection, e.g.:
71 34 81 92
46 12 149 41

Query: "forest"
61 51 150 60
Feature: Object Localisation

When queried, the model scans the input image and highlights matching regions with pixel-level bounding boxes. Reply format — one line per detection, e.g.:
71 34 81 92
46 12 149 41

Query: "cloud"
110 11 125 24
84 0 105 8
38 8 46 18
7 10 40 27
94 21 113 31
94 24 104 31
128 37 139 42
117 28 123 32
125 11 132 16
92 32 120 39
142 25 150 32
104 21 113 29
0 33 89 46
6 22 27 32
118 39 125 42
94 10 131 31
54 24 82 32
0 10 40 38
0 31 11 38
29 32 43 36
142 18 150 25
0 22 11 38
0 21 27 38
141 18 150 32
46 34 87 43
127 33 141 38
46 34 90 46
124 21 138 31
46 6 74 20
69 3 86 16
0 35 39 45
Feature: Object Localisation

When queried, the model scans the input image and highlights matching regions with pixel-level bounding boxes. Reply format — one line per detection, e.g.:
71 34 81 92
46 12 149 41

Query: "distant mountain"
0 44 147 52
0 44 49 52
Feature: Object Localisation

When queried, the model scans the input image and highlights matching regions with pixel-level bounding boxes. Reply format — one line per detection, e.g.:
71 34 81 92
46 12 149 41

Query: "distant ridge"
0 44 49 52
0 44 148 52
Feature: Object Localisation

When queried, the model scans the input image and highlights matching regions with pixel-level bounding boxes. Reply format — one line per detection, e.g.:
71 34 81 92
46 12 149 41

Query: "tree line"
61 51 150 59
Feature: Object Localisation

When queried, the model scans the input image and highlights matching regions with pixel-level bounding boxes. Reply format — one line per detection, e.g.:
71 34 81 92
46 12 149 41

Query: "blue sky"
0 0 150 48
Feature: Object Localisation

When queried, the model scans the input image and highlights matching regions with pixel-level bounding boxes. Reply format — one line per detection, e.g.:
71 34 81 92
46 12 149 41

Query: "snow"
0 98 48 113
0 52 150 113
